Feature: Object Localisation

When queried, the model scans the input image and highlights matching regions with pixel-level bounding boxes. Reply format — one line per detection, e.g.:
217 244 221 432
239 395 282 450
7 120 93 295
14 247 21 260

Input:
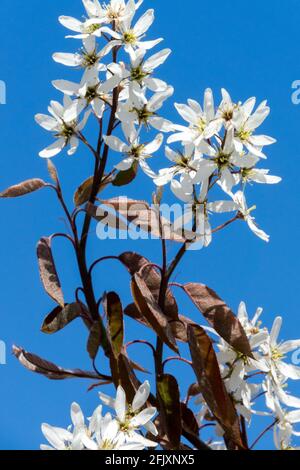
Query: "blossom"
216 88 238 127
260 316 300 382
153 143 206 189
103 123 162 176
81 413 145 450
231 190 269 242
117 85 174 131
168 89 223 148
122 47 171 92
83 0 144 26
53 36 114 72
58 15 104 40
40 402 91 450
273 400 300 450
232 98 276 158
237 301 265 337
55 67 123 121
102 8 163 53
99 381 158 446
35 96 90 158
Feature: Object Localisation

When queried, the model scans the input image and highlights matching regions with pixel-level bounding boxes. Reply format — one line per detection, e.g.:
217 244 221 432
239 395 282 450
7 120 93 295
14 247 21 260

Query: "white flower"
102 8 163 53
171 181 237 248
83 0 143 25
232 98 276 158
216 88 238 127
168 88 223 148
103 123 162 177
55 67 122 121
231 190 269 242
82 413 145 450
53 36 114 72
117 85 174 131
273 400 300 450
40 402 90 450
238 167 282 186
260 317 300 383
153 143 206 189
99 381 158 446
122 47 171 92
237 301 267 338
58 15 105 40
35 96 90 158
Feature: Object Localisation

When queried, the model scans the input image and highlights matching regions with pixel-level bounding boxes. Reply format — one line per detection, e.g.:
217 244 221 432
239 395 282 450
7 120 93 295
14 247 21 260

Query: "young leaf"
187 325 244 448
41 302 83 334
0 178 46 198
157 374 182 449
104 292 124 358
37 237 64 307
119 251 178 320
182 283 252 357
181 402 200 436
131 273 179 353
112 162 138 187
87 321 102 360
13 346 100 380
74 174 114 206
47 159 59 185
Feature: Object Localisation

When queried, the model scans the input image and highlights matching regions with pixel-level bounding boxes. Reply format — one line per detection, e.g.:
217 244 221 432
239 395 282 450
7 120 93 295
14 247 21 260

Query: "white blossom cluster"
35 0 281 248
197 302 300 450
41 381 158 450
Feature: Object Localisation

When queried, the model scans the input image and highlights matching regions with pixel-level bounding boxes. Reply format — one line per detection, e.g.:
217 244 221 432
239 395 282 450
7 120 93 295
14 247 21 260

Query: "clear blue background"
0 0 299 450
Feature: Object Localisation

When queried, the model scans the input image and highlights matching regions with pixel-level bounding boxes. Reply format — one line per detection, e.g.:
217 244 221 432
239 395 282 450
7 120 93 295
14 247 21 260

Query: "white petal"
35 114 58 131
133 9 155 36
53 52 82 67
132 381 150 412
103 135 129 153
270 317 282 346
143 134 163 154
39 138 65 158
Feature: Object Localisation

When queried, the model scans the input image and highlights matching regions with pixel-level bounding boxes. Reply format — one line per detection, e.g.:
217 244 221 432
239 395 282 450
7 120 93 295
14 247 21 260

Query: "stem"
162 356 192 370
126 340 156 358
212 215 239 234
88 255 119 276
250 419 278 450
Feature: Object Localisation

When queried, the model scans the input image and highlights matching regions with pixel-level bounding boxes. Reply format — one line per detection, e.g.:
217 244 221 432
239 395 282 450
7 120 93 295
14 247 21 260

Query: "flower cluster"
41 381 158 450
35 0 281 250
197 302 300 450
154 89 281 246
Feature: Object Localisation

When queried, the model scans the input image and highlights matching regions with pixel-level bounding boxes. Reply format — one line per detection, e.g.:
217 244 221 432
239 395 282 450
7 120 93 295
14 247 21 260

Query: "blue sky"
0 0 300 450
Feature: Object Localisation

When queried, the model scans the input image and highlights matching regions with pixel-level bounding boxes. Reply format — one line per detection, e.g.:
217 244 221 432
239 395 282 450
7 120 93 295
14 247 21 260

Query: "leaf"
0 178 46 198
125 303 195 343
182 283 252 357
112 162 138 187
74 174 114 206
13 345 100 380
117 352 141 403
37 237 64 307
47 159 59 185
128 358 149 374
187 325 244 448
119 251 178 320
157 374 182 449
87 321 102 360
101 198 185 242
181 402 199 436
85 202 128 230
104 292 124 358
132 273 179 353
41 302 83 334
